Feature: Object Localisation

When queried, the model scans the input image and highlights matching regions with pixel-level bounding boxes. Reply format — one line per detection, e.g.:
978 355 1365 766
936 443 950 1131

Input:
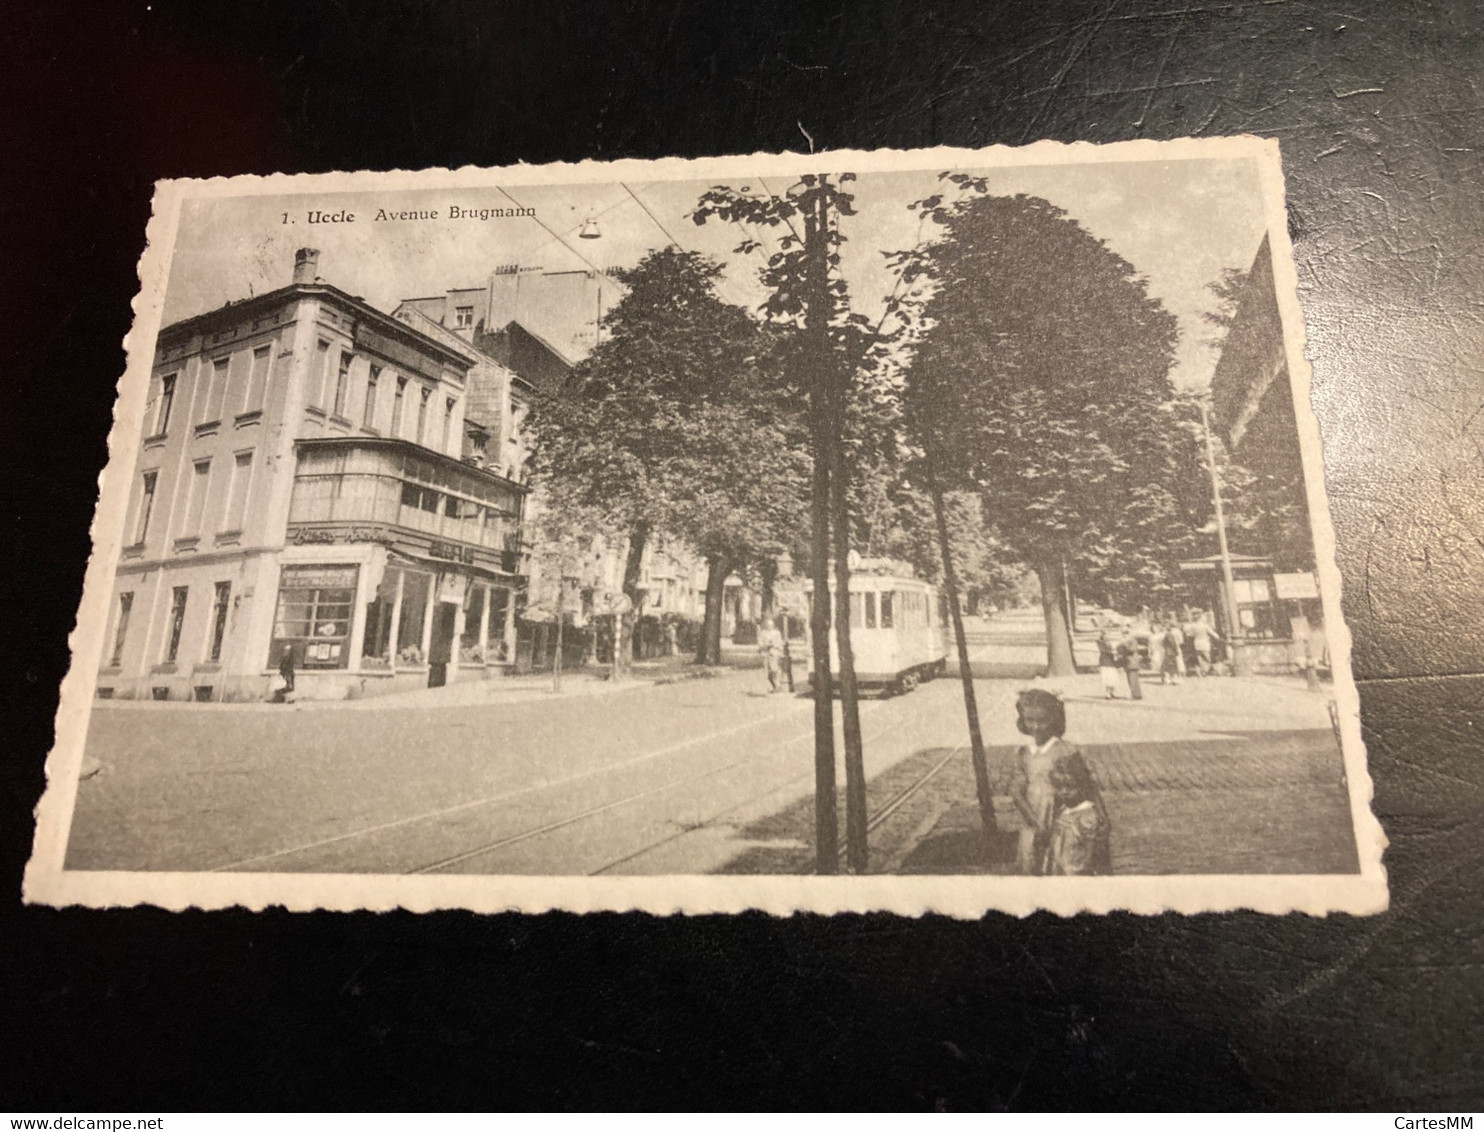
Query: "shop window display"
271 565 357 669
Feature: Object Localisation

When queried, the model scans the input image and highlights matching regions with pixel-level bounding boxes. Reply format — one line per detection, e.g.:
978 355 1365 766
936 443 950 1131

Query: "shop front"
268 435 525 699
1177 553 1327 676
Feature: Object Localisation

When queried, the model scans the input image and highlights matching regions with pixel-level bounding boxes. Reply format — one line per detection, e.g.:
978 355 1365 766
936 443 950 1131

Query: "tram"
803 563 949 696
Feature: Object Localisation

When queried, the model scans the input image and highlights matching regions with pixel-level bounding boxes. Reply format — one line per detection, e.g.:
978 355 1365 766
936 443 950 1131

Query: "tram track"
583 707 929 876
419 698 929 876
803 741 966 874
211 673 984 878
211 692 817 873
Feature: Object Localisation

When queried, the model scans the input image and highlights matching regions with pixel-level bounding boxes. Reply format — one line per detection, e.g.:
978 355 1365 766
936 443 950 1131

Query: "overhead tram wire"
494 185 617 280
620 182 684 248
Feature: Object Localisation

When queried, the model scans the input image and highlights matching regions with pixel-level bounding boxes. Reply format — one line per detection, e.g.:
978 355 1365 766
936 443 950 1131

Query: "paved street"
64 609 1358 876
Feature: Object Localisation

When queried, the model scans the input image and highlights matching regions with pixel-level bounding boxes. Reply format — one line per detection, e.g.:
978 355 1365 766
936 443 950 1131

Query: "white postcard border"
24 136 1388 917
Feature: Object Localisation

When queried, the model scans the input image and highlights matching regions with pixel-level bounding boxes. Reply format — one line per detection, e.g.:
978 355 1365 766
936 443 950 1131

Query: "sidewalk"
94 649 750 713
892 673 1352 876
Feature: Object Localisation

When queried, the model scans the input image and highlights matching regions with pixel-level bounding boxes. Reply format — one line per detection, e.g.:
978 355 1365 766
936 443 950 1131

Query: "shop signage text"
429 540 477 565
291 524 388 546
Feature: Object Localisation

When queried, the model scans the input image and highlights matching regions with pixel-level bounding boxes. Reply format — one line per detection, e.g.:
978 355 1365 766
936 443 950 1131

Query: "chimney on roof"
293 247 321 285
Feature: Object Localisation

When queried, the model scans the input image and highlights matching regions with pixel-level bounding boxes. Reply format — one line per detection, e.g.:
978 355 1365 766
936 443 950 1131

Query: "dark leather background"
3 0 1480 1111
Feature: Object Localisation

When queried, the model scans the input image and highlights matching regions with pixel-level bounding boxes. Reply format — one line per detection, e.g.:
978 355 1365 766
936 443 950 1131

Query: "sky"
163 155 1268 390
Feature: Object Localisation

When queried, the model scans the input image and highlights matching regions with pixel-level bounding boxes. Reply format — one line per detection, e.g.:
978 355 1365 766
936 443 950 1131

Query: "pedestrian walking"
1187 614 1220 677
1160 620 1184 685
1096 631 1122 699
780 623 795 693
1118 629 1143 700
1147 618 1165 680
276 641 297 702
757 617 783 694
1046 756 1113 875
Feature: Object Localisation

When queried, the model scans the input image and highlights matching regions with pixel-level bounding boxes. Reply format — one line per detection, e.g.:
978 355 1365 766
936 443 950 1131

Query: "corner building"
98 248 528 702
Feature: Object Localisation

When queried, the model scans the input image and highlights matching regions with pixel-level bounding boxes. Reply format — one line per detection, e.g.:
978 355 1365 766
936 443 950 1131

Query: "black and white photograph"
24 139 1385 915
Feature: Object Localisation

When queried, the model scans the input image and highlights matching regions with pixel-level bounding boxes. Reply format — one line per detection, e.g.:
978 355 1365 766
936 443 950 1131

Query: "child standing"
1046 756 1113 875
1009 689 1073 874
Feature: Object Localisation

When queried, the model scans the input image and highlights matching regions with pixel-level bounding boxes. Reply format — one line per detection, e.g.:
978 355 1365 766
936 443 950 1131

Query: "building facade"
98 248 528 702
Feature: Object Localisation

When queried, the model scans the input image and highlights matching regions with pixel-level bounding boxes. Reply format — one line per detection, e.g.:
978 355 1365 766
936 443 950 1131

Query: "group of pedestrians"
1095 610 1225 699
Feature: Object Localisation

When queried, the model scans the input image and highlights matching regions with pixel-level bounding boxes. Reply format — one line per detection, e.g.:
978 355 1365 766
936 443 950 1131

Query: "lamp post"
1197 397 1245 674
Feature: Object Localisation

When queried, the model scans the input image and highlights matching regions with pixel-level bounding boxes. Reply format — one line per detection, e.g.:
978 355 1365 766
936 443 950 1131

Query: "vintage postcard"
24 138 1387 916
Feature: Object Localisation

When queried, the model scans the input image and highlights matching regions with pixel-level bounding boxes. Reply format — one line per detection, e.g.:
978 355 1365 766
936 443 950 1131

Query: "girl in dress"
1046 755 1113 875
1009 689 1070 874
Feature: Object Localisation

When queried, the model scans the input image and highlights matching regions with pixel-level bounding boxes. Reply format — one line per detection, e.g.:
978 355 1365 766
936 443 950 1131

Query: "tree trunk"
926 454 997 846
618 520 650 680
696 554 728 666
802 197 839 875
1036 555 1078 677
825 351 867 867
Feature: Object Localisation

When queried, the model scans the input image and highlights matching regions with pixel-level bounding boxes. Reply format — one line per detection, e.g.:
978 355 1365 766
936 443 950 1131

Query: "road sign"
602 591 633 615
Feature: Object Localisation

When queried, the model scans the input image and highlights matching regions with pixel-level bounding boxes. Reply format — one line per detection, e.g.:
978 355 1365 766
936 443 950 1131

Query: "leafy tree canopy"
904 191 1184 571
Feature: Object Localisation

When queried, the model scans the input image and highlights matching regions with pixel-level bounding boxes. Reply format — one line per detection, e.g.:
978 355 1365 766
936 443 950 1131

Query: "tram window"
864 591 877 628
850 592 863 629
880 592 893 629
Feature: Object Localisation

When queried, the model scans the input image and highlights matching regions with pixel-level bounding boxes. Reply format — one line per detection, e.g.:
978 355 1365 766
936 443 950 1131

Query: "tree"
902 190 1182 675
665 393 811 664
525 247 776 674
694 174 874 873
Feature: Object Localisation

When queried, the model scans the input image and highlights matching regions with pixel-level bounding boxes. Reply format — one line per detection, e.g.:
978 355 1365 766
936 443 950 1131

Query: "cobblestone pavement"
723 723 1357 876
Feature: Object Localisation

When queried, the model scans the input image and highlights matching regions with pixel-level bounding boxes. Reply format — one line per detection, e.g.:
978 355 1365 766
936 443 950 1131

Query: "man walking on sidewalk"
758 617 784 694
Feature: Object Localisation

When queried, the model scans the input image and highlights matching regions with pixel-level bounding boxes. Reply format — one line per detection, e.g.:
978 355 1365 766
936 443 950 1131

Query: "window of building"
1232 577 1281 638
110 592 134 667
392 377 407 437
333 352 352 418
461 584 486 657
185 460 211 535
454 305 474 329
165 586 189 663
153 374 177 437
223 451 253 532
308 340 330 407
400 481 441 514
396 570 431 663
202 357 229 424
362 568 401 664
270 565 358 670
417 386 432 445
134 471 158 544
244 345 271 412
208 581 231 661
488 588 511 661
363 365 381 429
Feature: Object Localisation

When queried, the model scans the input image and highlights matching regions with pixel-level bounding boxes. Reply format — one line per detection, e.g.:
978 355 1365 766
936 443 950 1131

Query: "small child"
1045 756 1113 876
